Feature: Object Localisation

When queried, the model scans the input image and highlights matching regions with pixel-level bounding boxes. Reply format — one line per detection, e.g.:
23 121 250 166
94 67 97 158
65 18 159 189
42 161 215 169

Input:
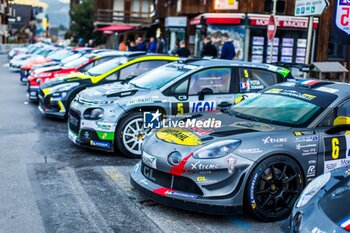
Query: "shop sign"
214 0 239 10
251 18 310 29
165 17 187 28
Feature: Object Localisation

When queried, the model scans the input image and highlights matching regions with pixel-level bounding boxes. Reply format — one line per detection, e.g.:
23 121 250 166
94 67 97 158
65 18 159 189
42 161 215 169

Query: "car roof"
271 80 350 97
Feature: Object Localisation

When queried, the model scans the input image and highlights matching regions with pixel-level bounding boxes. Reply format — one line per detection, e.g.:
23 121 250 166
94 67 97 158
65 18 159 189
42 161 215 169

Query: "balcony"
95 9 152 26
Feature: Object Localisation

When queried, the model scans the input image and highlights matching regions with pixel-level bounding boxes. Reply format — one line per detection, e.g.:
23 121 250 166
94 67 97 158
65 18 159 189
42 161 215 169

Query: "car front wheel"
245 155 304 222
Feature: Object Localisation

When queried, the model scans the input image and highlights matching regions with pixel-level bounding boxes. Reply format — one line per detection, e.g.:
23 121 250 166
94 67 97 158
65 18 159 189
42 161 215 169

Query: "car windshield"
230 88 337 127
63 55 89 68
129 65 188 89
47 50 72 61
60 53 82 65
86 57 125 76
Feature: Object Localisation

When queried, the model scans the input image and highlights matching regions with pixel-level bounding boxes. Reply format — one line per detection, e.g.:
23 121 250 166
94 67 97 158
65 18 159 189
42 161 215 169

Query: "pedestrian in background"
136 37 147 51
156 37 165 53
176 40 191 57
147 37 157 53
118 41 127 51
128 41 137 51
220 33 236 60
201 36 217 58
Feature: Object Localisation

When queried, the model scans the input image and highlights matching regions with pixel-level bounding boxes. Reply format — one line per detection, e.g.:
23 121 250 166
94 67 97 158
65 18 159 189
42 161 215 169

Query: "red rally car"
26 51 124 101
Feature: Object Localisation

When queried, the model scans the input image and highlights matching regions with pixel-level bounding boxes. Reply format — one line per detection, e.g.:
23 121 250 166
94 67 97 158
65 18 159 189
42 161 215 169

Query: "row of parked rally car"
9 43 350 232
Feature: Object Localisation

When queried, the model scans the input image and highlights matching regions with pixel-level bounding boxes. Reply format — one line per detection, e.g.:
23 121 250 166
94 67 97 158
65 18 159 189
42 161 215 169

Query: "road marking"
60 167 114 233
3 63 9 67
226 216 252 230
101 166 132 193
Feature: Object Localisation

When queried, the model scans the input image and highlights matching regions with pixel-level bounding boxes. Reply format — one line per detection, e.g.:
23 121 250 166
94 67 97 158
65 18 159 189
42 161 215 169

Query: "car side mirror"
198 88 213 101
325 124 350 135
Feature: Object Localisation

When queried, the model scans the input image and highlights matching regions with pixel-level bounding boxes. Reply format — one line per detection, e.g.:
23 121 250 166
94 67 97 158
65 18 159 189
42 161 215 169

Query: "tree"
69 0 105 45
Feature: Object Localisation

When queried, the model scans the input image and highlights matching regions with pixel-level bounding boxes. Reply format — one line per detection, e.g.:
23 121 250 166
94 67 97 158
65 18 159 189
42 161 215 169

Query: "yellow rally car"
38 53 178 119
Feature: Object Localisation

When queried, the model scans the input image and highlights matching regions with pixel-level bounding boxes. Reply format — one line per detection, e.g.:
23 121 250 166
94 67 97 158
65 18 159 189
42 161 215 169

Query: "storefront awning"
96 24 137 34
248 14 319 29
190 13 245 25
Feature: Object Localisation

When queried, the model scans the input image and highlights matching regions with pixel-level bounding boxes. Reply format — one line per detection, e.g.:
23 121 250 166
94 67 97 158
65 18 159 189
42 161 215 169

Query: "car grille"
69 109 81 134
141 162 203 195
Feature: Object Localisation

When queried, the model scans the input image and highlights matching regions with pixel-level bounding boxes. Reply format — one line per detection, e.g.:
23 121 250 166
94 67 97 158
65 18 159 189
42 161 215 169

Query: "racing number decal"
244 69 249 78
324 136 347 161
332 138 340 159
171 102 189 115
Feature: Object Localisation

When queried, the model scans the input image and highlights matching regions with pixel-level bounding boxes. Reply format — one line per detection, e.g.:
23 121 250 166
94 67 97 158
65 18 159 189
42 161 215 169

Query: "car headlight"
296 172 331 208
192 140 241 159
50 82 79 93
83 108 104 120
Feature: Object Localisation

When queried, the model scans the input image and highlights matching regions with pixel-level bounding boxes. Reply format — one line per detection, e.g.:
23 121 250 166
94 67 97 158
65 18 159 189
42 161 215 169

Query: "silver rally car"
68 59 292 157
130 80 350 221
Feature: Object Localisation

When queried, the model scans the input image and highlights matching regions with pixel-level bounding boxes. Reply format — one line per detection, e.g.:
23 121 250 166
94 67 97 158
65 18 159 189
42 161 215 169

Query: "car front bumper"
130 161 244 215
38 91 67 119
27 85 39 101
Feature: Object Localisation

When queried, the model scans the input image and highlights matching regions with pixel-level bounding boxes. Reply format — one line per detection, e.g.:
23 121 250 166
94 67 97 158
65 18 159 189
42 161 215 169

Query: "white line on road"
60 167 114 233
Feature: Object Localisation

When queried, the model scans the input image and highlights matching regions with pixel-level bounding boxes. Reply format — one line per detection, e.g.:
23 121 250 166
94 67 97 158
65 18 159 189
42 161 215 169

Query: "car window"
239 68 277 93
119 60 169 80
94 57 112 66
337 99 350 117
170 78 189 95
105 72 119 81
318 99 350 127
80 61 95 73
188 68 231 95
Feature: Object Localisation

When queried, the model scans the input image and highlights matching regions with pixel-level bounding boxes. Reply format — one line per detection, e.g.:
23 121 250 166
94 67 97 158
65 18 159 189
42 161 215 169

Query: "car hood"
40 72 90 89
77 82 142 102
154 111 290 146
34 65 62 74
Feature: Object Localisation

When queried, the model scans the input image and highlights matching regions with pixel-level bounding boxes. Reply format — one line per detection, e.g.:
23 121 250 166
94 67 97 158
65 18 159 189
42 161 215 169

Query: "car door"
236 68 279 102
318 99 350 174
166 67 236 116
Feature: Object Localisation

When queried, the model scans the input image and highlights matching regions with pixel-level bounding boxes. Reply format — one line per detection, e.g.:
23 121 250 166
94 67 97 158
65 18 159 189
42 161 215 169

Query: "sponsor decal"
196 176 207 182
139 179 149 186
156 128 202 146
90 140 111 149
143 152 157 169
311 227 327 233
293 130 316 136
171 101 216 115
295 136 318 142
126 97 153 106
250 173 259 209
190 161 219 170
265 89 316 101
346 169 350 175
296 144 318 156
164 190 198 199
231 121 275 131
308 160 317 164
315 86 339 94
262 136 287 144
225 157 237 174
307 165 316 178
69 115 79 127
324 136 347 161
341 159 350 166
237 148 263 154
325 162 338 173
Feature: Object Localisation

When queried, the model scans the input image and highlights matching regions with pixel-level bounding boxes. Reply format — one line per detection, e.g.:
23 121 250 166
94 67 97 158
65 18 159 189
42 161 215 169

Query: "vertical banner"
331 0 350 44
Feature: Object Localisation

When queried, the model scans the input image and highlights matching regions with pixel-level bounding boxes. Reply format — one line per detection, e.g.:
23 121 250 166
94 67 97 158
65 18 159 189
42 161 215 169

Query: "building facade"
93 0 350 74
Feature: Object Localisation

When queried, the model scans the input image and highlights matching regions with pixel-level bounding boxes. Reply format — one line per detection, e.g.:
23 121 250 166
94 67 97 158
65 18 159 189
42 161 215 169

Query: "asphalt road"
0 56 289 233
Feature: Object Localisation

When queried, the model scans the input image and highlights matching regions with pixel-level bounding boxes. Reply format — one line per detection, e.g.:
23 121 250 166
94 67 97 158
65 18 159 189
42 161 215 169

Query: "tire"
115 112 150 158
245 155 304 222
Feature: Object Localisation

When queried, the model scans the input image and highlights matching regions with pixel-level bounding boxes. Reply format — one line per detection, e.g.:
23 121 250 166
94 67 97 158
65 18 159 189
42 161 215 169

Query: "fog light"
30 91 36 96
292 212 303 233
168 151 182 166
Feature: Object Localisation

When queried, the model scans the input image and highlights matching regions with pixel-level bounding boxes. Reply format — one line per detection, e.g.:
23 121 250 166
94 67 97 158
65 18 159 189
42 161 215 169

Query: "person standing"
176 40 191 57
147 37 157 53
128 41 137 51
118 41 127 51
220 33 236 60
136 37 147 51
201 36 217 58
156 37 165 53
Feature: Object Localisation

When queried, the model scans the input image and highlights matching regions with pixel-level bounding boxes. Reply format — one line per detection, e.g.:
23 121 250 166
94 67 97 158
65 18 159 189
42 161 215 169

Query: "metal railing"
95 9 152 25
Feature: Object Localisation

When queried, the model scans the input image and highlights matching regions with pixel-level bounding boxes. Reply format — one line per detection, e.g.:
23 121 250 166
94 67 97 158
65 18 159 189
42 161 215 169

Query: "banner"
331 0 350 44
